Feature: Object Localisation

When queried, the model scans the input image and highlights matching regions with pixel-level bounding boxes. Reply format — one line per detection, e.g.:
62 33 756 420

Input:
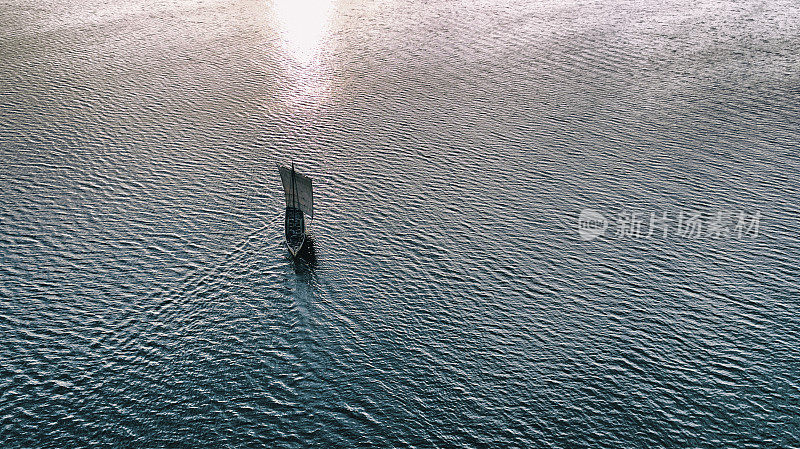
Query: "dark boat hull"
284 206 306 257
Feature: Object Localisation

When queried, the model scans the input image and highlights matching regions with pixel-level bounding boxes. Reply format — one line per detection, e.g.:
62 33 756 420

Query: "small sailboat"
277 163 313 258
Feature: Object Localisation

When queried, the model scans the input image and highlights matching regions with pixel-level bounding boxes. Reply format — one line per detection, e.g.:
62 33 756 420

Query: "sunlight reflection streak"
271 0 334 110
273 0 333 65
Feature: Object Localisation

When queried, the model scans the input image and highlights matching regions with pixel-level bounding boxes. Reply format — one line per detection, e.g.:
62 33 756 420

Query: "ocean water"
1 0 799 447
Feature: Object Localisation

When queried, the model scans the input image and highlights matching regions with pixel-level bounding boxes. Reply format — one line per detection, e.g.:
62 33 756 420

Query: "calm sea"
1 0 799 447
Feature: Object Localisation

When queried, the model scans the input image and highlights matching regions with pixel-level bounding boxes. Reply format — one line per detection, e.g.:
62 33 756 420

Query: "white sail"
279 165 313 218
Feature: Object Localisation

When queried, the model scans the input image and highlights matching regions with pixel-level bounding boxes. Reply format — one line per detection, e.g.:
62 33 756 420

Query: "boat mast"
291 162 297 210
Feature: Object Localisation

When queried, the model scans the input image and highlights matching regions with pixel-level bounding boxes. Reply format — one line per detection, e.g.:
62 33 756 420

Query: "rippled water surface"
2 0 799 447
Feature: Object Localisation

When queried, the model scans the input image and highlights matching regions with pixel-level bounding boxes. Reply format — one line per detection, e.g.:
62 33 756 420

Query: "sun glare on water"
269 0 335 111
272 0 334 65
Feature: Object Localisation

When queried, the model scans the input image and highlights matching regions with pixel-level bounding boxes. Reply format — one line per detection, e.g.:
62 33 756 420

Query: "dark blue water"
1 0 799 447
